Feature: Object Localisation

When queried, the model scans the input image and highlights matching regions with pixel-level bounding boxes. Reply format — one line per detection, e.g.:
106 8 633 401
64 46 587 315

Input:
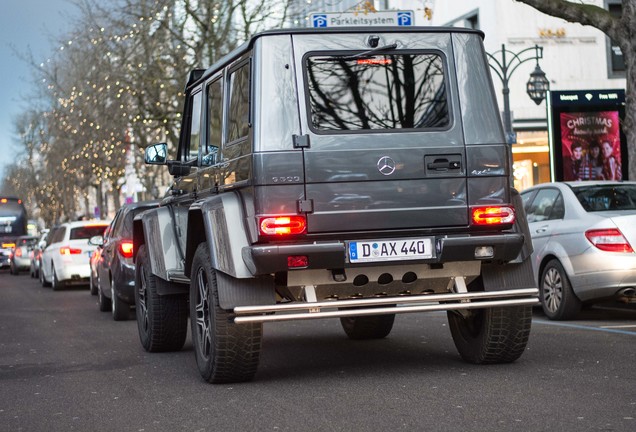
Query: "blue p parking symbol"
397 12 412 26
312 14 328 28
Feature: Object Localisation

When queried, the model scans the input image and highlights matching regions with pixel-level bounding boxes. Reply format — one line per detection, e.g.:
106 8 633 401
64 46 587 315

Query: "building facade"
431 0 626 190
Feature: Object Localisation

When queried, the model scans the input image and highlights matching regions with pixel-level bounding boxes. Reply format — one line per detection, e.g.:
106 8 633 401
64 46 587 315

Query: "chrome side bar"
233 288 539 324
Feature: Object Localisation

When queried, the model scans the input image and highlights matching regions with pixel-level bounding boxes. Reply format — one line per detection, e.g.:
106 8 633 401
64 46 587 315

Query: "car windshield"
305 52 449 132
573 185 636 211
70 225 108 240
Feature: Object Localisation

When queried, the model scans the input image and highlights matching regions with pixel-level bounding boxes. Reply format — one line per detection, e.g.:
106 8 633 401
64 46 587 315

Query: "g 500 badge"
272 176 301 183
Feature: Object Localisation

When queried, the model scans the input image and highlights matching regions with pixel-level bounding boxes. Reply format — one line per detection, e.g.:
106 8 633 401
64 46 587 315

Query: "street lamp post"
486 44 550 144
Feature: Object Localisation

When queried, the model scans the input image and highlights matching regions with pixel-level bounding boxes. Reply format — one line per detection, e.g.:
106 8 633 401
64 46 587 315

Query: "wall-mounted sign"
547 89 627 181
310 11 414 28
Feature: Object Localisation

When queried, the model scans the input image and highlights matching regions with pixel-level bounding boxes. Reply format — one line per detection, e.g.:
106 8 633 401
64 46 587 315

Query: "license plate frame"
348 237 434 263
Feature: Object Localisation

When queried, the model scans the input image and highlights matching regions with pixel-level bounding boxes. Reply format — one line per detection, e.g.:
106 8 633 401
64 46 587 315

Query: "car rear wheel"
540 259 581 320
340 313 395 340
447 305 532 364
135 245 187 352
190 243 262 383
111 279 130 321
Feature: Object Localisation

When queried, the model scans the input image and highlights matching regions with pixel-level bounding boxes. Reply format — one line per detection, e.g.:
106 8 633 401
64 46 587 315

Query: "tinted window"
51 227 66 243
574 185 636 211
70 225 108 240
188 91 202 160
227 63 250 143
204 78 223 166
306 53 449 132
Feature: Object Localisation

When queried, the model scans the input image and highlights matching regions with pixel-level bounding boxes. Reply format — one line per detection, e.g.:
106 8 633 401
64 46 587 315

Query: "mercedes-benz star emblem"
377 156 396 176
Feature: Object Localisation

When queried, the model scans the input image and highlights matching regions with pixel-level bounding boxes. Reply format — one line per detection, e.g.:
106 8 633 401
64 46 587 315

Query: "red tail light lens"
15 248 22 258
585 228 634 252
119 241 134 259
60 246 82 255
259 216 307 236
471 206 515 226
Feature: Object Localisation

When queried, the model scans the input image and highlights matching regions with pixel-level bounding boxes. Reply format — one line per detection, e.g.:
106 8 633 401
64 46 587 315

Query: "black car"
94 200 159 320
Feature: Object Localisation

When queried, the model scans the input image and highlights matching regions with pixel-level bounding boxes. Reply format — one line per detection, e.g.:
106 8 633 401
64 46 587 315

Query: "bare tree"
514 0 636 179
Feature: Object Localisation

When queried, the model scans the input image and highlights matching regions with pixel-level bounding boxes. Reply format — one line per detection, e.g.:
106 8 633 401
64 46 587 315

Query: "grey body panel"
140 206 184 281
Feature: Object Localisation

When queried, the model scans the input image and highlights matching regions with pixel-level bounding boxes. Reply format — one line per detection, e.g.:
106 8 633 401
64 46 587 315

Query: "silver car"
521 181 636 320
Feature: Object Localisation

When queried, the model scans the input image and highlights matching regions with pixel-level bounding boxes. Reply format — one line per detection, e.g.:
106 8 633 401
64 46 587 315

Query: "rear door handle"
427 159 461 171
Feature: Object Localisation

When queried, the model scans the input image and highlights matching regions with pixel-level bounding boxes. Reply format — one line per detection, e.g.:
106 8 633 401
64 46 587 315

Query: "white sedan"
40 220 109 290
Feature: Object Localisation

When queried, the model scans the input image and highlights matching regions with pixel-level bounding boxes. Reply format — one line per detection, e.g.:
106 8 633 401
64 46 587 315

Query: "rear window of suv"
305 52 449 132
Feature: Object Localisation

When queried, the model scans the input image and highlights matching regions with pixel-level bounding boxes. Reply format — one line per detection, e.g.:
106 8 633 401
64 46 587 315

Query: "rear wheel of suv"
190 243 262 383
135 245 187 352
340 313 395 340
540 259 581 320
447 305 532 364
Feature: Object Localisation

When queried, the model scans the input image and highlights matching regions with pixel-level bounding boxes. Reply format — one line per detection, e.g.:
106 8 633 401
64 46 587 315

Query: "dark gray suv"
134 27 539 383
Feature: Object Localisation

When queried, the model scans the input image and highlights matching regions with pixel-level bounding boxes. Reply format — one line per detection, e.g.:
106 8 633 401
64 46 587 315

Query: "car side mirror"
145 143 168 165
88 235 104 247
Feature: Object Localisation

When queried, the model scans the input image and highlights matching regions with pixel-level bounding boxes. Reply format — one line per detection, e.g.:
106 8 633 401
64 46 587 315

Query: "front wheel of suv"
340 313 395 340
447 305 532 364
135 245 187 352
190 243 262 383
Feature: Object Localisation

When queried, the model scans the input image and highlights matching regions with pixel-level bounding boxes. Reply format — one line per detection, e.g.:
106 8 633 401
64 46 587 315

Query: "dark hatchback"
94 200 159 320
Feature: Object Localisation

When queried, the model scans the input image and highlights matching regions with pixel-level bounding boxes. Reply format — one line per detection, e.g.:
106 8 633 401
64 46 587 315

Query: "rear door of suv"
292 31 468 235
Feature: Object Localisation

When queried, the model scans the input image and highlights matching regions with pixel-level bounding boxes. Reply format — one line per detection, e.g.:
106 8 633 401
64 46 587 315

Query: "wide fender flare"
185 192 253 279
133 206 184 281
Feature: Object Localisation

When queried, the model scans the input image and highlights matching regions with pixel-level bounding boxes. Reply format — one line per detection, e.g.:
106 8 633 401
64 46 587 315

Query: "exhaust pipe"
617 287 636 303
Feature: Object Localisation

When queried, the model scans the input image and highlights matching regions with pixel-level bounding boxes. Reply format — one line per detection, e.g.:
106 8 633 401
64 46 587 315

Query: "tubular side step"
233 288 539 324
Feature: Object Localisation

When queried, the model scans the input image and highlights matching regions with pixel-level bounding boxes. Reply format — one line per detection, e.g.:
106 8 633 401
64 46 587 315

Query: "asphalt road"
1 271 635 432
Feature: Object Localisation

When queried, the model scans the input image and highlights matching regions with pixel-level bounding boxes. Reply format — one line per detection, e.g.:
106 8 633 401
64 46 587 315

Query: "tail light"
585 228 634 252
60 246 82 255
15 248 22 258
259 216 307 236
471 206 515 226
119 241 134 259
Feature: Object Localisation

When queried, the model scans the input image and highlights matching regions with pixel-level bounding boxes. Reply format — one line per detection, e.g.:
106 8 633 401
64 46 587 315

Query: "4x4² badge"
377 156 396 175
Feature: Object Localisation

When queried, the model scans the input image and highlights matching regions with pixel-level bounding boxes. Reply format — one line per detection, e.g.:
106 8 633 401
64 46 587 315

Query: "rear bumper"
243 233 525 275
234 288 539 324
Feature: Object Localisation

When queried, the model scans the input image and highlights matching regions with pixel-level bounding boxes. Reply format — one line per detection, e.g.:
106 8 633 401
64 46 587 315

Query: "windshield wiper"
315 43 398 61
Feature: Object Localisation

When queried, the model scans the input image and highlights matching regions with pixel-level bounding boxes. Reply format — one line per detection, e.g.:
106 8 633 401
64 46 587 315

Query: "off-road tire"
190 243 262 384
340 313 395 340
111 279 130 321
135 245 187 352
540 259 581 320
447 305 532 364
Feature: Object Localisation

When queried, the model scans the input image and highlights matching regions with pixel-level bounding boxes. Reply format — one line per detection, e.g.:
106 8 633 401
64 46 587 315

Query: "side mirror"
145 143 168 165
88 235 104 247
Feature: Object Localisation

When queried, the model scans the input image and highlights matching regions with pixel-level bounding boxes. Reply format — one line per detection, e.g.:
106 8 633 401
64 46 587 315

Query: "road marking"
533 319 636 336
600 325 636 329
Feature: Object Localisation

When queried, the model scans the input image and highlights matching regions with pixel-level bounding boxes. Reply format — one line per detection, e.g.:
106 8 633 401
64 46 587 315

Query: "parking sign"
309 11 414 28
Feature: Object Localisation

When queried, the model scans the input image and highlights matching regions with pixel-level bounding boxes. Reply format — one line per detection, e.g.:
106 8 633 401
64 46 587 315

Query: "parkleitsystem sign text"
310 11 414 28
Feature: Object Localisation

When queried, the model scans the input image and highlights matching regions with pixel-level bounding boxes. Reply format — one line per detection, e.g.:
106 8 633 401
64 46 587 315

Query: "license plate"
348 238 433 263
